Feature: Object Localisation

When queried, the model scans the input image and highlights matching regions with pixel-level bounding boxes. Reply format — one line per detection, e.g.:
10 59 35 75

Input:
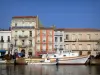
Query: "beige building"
11 16 42 57
64 28 100 56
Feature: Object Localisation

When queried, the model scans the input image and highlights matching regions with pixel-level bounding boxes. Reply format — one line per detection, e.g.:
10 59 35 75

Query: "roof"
55 28 64 31
12 16 37 18
55 28 100 32
12 16 44 28
36 27 54 30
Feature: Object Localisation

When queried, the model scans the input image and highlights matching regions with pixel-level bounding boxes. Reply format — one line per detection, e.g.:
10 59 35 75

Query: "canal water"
0 64 100 75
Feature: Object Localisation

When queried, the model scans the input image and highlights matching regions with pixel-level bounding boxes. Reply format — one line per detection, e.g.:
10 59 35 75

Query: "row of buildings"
0 16 100 58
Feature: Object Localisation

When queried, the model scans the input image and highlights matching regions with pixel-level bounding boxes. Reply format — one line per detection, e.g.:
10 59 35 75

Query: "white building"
11 16 42 58
54 29 64 53
0 29 11 56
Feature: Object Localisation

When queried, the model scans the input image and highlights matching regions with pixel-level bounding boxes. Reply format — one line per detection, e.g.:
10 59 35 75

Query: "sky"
0 0 100 29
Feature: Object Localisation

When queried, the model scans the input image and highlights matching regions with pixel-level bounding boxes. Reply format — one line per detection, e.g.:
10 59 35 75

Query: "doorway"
21 49 25 57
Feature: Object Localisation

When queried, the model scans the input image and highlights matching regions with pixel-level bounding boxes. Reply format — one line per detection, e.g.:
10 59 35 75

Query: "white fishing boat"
42 50 90 65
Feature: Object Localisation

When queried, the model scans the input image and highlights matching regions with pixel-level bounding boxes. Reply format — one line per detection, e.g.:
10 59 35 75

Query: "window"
79 34 82 40
29 40 32 46
72 44 76 50
29 31 32 37
1 36 4 42
60 37 62 42
55 45 57 48
65 44 69 50
28 49 32 57
43 40 46 42
87 34 91 40
8 43 10 49
60 45 63 48
15 31 17 32
37 40 40 42
15 40 17 46
15 31 17 36
72 34 75 40
87 44 91 50
54 55 56 57
7 36 10 42
22 40 25 45
95 34 98 39
79 44 82 50
1 43 3 49
22 30 24 32
60 45 63 50
63 55 66 56
55 37 57 42
15 23 17 26
66 34 69 40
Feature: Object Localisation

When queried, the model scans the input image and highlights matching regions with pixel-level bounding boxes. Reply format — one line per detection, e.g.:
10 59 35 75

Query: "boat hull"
57 56 89 65
28 62 57 65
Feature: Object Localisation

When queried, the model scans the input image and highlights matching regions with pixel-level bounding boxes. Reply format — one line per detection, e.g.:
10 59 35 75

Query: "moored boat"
57 55 90 65
42 50 90 65
25 58 57 65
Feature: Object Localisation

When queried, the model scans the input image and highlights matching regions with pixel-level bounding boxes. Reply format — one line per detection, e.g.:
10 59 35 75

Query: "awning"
0 50 6 52
18 53 23 56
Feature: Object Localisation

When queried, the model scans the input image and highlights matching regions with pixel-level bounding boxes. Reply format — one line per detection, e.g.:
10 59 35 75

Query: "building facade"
0 30 11 56
35 27 54 56
11 16 40 58
64 28 100 56
54 29 64 53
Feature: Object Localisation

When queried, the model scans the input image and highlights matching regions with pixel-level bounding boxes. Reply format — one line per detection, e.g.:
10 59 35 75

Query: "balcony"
0 40 4 43
18 44 27 48
19 35 28 38
11 26 35 29
78 39 100 42
64 39 76 42
59 48 63 50
48 41 52 44
28 44 32 47
48 34 52 36
54 33 63 36
28 36 33 40
36 41 41 44
64 38 100 42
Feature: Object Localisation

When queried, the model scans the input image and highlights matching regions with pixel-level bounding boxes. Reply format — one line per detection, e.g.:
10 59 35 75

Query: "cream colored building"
11 16 42 58
64 28 100 56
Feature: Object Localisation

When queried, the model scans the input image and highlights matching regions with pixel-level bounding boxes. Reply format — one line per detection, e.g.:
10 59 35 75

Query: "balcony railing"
64 39 76 42
48 41 52 43
15 44 32 47
28 44 32 47
11 26 35 29
78 39 100 42
19 35 28 38
64 38 100 42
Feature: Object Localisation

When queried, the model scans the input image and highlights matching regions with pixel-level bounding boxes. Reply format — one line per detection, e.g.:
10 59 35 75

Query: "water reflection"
0 64 100 75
